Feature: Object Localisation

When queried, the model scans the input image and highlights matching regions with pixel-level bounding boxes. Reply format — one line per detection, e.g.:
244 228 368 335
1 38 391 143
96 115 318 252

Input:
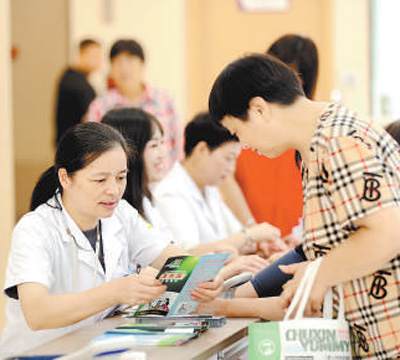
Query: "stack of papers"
92 322 209 346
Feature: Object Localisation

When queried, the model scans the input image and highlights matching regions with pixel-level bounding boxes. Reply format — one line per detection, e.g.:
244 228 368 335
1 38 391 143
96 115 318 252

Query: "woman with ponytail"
0 122 217 358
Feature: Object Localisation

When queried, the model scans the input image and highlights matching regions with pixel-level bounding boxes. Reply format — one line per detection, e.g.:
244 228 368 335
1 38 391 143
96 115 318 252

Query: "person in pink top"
86 39 183 173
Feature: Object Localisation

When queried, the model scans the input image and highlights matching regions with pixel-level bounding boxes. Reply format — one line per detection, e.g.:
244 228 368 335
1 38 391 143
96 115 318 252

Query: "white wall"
69 0 187 121
331 0 371 121
0 0 15 332
12 0 69 219
371 0 400 123
69 0 372 124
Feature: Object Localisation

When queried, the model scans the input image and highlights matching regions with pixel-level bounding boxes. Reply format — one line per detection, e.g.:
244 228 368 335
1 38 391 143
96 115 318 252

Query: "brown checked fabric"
301 103 400 359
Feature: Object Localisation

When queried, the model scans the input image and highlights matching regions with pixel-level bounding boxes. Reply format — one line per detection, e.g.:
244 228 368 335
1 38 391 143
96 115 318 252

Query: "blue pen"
95 349 130 357
135 264 142 275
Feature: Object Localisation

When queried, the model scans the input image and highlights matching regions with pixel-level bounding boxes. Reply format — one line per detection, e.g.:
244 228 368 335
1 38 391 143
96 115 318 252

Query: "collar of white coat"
171 162 214 204
50 193 125 256
169 163 225 235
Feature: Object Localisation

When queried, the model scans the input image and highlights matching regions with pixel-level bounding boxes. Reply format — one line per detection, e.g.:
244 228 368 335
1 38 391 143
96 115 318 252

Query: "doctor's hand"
257 238 289 258
191 273 224 303
279 261 327 318
248 222 281 243
282 233 302 248
219 255 269 280
112 273 167 306
140 266 159 277
214 244 240 263
245 223 288 256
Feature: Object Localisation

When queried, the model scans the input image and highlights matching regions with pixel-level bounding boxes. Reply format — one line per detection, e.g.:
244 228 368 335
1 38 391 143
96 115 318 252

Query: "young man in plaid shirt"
209 53 400 359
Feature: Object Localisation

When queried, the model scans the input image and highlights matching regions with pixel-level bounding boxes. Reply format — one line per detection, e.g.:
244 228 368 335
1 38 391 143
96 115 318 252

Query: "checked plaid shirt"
302 103 400 359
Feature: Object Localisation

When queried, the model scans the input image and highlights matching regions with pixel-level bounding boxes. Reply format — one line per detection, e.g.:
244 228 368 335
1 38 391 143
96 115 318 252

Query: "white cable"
62 211 101 291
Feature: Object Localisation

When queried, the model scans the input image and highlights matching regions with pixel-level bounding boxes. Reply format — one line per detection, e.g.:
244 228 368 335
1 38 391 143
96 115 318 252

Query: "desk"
24 317 260 360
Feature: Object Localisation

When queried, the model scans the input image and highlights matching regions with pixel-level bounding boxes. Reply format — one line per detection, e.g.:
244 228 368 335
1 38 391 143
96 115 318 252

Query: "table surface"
24 316 261 360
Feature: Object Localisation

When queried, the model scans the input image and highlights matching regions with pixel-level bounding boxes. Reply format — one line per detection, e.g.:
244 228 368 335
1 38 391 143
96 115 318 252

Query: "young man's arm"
235 280 259 298
281 206 400 314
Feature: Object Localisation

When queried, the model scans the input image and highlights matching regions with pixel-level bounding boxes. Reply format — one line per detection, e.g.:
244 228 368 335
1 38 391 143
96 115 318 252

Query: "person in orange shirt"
235 34 319 237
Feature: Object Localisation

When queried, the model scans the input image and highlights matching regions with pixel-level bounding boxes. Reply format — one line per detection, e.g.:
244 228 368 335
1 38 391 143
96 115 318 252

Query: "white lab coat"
153 162 242 251
143 196 174 242
0 194 169 358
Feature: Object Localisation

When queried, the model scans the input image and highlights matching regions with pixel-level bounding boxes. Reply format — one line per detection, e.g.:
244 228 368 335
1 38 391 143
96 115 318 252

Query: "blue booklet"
135 253 229 316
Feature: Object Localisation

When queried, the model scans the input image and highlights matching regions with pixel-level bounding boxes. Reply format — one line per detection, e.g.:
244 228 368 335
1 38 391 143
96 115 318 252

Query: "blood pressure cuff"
251 245 306 298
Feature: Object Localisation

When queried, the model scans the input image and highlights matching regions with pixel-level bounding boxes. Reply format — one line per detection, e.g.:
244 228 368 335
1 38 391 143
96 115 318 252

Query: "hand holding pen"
111 266 166 307
136 265 159 278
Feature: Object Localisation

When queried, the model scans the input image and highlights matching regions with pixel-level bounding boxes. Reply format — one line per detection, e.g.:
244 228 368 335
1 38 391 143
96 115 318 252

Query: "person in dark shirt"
55 39 102 144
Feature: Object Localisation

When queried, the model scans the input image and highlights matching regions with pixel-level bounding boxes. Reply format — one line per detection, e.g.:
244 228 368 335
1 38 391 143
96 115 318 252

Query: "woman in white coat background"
0 122 216 358
101 107 173 235
101 108 272 278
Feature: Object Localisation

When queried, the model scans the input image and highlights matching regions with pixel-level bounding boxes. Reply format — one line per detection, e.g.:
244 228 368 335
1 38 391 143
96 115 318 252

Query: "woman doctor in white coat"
0 123 217 358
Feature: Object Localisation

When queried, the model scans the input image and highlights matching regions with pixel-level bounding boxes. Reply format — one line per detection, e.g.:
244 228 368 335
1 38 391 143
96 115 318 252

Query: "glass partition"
371 0 400 123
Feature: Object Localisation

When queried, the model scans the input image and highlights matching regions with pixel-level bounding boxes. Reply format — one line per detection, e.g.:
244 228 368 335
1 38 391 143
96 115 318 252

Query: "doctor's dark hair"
184 112 239 157
102 107 163 219
267 34 318 100
208 53 304 123
30 122 130 211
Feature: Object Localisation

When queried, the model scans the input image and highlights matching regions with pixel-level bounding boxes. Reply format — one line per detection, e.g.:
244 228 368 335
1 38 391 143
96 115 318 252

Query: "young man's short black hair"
79 39 100 51
110 39 145 62
184 112 239 157
208 53 304 123
386 120 400 146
